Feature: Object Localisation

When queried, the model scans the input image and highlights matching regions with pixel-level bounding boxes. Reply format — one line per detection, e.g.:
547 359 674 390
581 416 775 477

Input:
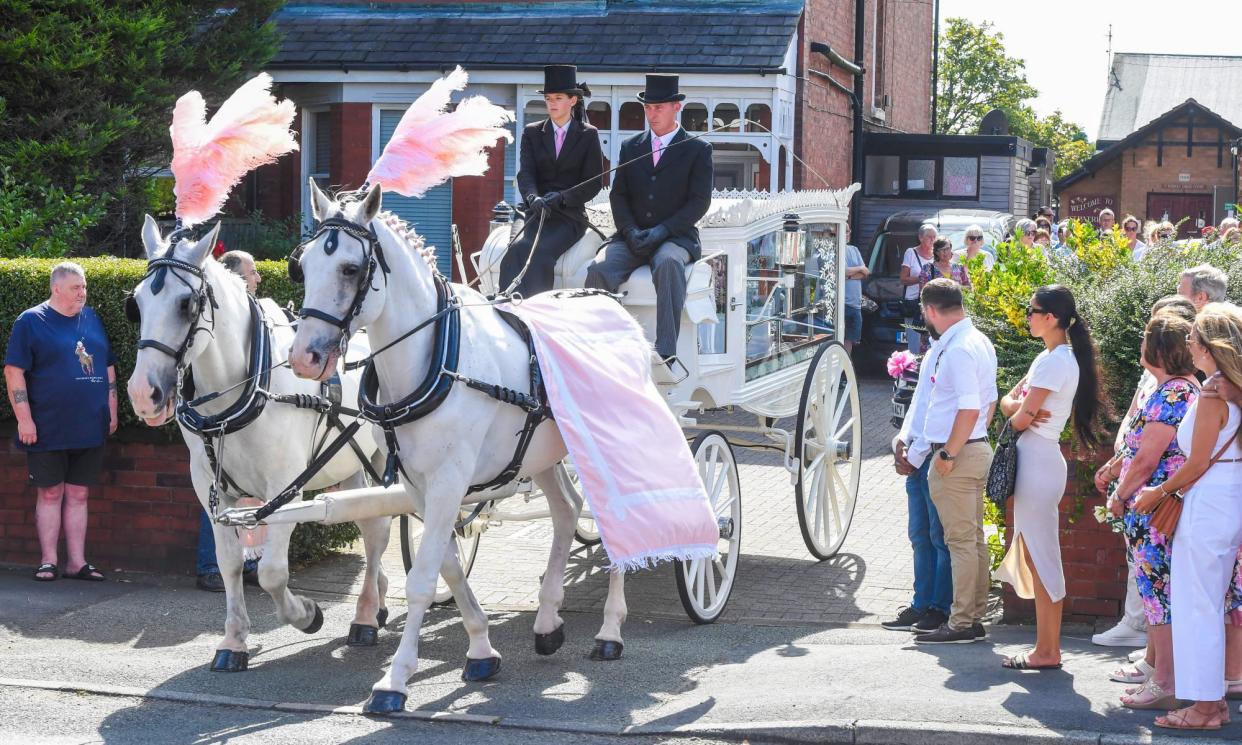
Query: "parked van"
860 209 1014 366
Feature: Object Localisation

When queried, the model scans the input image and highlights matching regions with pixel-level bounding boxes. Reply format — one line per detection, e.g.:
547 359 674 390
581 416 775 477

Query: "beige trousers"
927 440 994 630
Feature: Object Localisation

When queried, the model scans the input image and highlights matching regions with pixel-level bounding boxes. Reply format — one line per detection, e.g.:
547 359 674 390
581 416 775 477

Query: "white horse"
126 215 394 671
286 181 629 713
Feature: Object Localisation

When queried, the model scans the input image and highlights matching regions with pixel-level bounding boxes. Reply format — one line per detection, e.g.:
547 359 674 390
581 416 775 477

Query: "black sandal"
33 563 57 582
62 563 105 581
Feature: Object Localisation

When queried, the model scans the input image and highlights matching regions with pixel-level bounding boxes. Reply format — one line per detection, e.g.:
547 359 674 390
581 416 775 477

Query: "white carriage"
420 184 867 623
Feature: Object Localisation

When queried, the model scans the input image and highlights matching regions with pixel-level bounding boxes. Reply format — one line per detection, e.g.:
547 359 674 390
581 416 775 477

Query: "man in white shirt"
911 278 998 644
883 330 954 633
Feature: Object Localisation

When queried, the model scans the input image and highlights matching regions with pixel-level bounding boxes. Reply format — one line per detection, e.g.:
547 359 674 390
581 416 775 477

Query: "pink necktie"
652 136 663 166
555 127 565 157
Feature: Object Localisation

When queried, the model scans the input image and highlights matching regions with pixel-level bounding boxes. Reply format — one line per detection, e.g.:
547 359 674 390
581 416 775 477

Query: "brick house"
1055 54 1242 235
253 0 934 277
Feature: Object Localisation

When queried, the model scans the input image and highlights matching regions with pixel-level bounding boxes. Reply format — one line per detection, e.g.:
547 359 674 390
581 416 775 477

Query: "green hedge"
0 257 302 426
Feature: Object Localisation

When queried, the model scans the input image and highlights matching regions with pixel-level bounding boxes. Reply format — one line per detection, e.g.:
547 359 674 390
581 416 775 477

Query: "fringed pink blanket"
507 292 719 573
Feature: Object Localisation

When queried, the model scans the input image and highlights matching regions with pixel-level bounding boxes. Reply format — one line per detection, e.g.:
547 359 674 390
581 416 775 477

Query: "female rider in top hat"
499 64 604 296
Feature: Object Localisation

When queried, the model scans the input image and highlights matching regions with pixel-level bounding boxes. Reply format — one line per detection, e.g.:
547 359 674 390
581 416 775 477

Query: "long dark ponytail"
1034 284 1103 448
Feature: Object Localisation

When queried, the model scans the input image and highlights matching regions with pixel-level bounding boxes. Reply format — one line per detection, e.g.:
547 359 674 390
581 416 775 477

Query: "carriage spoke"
804 450 827 479
709 466 729 503
832 417 855 445
833 384 850 423
706 562 719 606
715 557 728 575
802 434 825 458
695 561 706 607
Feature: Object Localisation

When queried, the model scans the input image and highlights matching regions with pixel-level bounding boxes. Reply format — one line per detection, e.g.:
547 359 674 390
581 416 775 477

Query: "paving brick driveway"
294 376 914 626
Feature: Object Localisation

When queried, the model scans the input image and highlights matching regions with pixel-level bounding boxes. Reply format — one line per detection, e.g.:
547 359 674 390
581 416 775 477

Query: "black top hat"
636 73 685 104
538 64 588 97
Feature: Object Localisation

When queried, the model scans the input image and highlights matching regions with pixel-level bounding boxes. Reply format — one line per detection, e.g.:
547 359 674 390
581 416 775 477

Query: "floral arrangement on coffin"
1092 504 1125 534
887 349 917 379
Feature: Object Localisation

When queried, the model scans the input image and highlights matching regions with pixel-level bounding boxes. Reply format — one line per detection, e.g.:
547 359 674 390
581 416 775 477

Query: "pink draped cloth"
507 292 719 572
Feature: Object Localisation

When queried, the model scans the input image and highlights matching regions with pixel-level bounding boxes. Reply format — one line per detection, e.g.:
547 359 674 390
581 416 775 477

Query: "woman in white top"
997 285 1103 670
1135 303 1242 731
899 224 936 352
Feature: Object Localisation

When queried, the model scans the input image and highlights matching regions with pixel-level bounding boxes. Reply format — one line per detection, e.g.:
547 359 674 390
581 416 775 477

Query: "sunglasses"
1026 305 1048 317
1124 225 1139 232
966 235 983 241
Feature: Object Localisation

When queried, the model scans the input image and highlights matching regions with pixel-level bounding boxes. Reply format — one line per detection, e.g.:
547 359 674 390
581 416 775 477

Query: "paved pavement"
4 376 1240 744
293 376 916 627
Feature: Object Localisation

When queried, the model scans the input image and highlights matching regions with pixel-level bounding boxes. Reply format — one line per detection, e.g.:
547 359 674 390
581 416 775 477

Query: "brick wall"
0 430 201 571
451 145 507 283
331 103 373 191
1001 447 1127 624
795 0 933 190
255 105 303 221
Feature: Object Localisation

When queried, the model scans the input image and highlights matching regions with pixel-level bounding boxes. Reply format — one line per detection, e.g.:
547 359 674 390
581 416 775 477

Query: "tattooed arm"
107 366 118 435
4 365 36 445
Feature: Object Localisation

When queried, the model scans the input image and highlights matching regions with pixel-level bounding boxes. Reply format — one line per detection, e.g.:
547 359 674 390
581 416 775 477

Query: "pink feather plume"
366 66 514 197
171 73 298 226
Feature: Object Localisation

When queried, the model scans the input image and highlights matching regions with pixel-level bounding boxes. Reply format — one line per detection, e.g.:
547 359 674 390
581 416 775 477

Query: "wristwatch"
938 450 956 462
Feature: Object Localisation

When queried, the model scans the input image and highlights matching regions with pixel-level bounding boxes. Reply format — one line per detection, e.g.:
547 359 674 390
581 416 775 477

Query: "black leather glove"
529 191 563 214
624 226 646 251
636 224 669 253
523 193 540 213
543 191 563 209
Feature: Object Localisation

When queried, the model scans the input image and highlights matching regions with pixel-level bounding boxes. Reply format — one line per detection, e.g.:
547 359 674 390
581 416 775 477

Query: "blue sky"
938 0 1238 140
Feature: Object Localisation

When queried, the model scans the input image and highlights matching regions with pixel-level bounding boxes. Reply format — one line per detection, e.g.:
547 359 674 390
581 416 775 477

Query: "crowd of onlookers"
889 208 1242 731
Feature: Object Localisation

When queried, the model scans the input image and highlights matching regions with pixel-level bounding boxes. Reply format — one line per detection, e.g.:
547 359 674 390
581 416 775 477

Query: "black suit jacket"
609 128 713 260
516 118 604 215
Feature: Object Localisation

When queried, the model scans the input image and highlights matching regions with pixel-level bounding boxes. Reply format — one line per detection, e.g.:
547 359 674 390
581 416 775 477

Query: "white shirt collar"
934 316 974 348
651 127 681 148
551 118 572 136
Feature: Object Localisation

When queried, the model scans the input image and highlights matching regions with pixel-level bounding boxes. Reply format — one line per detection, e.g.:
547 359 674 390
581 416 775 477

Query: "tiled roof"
270 1 803 73
1099 53 1242 142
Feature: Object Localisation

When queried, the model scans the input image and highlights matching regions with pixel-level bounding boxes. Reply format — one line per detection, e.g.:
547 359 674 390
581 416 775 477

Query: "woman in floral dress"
1109 314 1199 709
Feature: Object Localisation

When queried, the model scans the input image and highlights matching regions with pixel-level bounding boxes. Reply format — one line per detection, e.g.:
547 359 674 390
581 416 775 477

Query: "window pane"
313 111 332 177
713 103 741 131
864 155 899 195
619 102 645 130
943 157 978 197
523 100 548 120
586 101 611 129
698 253 728 354
682 103 708 132
745 103 771 133
906 159 935 191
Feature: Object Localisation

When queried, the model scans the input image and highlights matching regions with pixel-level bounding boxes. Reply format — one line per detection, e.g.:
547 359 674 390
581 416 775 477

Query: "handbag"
1148 434 1237 539
985 420 1019 507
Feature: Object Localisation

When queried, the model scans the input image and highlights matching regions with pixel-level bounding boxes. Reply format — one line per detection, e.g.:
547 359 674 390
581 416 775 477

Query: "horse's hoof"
302 602 324 634
376 607 389 629
347 623 379 647
589 639 624 661
534 625 565 656
209 649 249 672
461 656 502 682
362 689 407 715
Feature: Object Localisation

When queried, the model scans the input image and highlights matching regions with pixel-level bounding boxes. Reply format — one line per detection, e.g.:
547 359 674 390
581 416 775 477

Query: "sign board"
1066 194 1117 224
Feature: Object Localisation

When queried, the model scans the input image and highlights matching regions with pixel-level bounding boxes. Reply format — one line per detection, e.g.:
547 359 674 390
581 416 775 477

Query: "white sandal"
1110 658 1153 684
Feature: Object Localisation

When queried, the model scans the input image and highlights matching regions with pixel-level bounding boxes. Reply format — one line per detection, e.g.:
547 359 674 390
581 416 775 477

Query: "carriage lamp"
777 213 806 269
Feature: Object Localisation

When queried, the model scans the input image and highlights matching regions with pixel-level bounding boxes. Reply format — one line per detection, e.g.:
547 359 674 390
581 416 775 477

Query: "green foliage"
288 520 362 566
936 19 1036 135
936 18 1094 181
0 257 302 425
241 212 307 261
0 1 284 257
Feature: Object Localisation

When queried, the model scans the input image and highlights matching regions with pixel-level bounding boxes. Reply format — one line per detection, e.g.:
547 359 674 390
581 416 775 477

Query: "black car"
861 209 1014 369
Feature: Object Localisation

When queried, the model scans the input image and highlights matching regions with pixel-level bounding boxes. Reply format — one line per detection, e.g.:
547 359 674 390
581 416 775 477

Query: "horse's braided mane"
376 209 442 276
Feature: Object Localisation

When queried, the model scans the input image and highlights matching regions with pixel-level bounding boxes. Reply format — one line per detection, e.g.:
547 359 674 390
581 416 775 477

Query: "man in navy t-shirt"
4 262 117 582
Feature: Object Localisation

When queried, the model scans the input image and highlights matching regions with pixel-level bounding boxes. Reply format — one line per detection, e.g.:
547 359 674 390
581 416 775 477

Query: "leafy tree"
0 1 284 258
936 18 1093 182
935 18 1036 136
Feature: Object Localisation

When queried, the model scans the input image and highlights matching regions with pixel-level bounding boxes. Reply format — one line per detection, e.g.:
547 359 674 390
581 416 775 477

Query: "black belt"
930 437 988 450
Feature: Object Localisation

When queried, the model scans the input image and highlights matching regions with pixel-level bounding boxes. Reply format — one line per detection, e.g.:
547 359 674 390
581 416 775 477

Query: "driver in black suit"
585 73 713 369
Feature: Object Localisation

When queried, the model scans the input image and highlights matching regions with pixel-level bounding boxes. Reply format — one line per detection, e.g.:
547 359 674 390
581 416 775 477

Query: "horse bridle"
125 254 219 370
287 217 390 353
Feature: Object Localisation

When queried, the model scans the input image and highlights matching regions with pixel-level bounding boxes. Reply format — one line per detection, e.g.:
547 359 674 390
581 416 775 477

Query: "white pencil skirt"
995 434 1067 602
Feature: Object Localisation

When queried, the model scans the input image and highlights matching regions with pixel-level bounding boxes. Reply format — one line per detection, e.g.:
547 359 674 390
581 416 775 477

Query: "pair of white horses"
126 181 629 712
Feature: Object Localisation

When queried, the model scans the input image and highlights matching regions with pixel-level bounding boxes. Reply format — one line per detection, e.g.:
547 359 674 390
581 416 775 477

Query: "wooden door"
1146 192 1214 238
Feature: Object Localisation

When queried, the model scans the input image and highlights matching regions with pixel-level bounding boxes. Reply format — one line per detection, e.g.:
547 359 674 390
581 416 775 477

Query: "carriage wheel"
399 512 481 605
555 461 601 546
794 341 863 560
675 431 742 625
